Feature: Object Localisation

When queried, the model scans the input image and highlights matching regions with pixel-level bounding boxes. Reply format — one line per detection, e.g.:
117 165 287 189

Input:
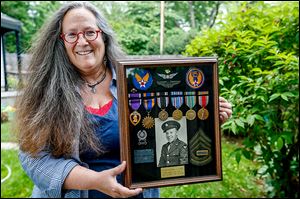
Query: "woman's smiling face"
61 8 105 75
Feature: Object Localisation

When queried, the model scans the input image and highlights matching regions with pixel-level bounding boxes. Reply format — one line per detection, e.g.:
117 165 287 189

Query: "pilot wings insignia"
157 72 178 79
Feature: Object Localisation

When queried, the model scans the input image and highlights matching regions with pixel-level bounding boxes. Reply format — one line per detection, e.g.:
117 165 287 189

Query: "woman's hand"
95 161 143 198
219 96 232 125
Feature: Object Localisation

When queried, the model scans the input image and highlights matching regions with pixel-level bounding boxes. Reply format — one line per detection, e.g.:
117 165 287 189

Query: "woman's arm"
64 161 142 198
18 150 79 198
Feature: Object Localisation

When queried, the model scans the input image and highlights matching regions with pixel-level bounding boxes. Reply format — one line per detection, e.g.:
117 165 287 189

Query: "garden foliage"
185 2 299 198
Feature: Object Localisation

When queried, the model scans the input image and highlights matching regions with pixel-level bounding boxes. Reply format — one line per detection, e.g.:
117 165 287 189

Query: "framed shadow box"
115 56 222 189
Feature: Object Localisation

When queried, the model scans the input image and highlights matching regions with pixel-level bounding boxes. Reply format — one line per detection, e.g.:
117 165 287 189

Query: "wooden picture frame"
116 56 222 189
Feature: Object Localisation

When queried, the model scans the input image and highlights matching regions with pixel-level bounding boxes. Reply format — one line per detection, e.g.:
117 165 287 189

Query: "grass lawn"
1 149 34 198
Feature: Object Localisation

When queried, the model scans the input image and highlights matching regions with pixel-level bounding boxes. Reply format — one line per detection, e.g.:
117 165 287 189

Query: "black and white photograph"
155 117 188 167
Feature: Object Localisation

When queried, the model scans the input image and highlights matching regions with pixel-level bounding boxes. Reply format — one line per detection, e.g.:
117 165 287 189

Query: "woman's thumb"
111 161 126 176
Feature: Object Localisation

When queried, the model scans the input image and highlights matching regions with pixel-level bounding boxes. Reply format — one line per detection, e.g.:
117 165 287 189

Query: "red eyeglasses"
60 29 102 44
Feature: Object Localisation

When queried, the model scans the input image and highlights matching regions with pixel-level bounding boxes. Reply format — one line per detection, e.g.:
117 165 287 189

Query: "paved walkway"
1 142 19 150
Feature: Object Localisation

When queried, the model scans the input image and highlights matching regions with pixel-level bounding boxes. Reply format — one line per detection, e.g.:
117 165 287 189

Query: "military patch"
186 68 205 89
132 69 153 90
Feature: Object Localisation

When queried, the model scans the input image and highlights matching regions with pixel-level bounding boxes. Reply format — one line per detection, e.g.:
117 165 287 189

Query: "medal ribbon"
171 91 183 109
129 99 141 111
128 93 141 99
157 92 169 109
184 91 196 96
185 95 196 109
143 98 155 111
199 95 209 108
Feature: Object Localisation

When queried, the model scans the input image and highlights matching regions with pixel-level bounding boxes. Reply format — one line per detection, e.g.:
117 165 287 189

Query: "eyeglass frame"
60 29 102 44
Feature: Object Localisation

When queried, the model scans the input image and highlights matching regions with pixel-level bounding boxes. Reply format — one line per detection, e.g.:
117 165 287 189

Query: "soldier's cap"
162 120 181 132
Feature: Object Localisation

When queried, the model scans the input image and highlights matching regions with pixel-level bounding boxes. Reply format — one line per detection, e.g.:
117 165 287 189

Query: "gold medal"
186 109 196 120
142 115 154 129
172 109 183 120
158 109 168 121
129 111 141 126
197 107 209 120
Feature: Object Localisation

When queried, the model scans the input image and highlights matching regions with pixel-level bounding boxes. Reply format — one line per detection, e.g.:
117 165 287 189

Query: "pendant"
197 107 209 120
158 109 168 121
186 109 196 120
172 109 183 120
130 111 141 126
91 86 96 94
142 114 154 129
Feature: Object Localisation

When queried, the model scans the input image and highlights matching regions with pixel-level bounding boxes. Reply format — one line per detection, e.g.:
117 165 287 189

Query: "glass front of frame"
125 63 217 184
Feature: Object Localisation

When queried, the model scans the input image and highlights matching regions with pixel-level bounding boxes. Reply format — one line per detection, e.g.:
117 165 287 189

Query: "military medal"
157 92 169 121
198 95 209 120
132 69 153 91
142 93 155 129
137 130 147 145
128 93 142 126
185 91 196 120
171 91 183 120
186 68 205 89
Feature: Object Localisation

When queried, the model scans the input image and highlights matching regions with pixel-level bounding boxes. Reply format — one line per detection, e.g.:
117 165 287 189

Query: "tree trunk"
208 1 220 28
188 1 195 28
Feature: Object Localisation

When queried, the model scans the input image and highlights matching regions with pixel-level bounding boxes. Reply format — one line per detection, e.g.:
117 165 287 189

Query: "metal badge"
186 109 196 120
172 109 183 120
198 95 209 120
142 114 155 129
184 92 196 120
142 94 155 129
157 92 169 121
158 109 168 121
130 111 141 126
132 69 153 90
186 68 205 89
170 91 183 121
128 94 142 126
197 107 209 120
137 130 147 145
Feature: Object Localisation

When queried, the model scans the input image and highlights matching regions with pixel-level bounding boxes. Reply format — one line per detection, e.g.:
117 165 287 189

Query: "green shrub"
185 2 299 198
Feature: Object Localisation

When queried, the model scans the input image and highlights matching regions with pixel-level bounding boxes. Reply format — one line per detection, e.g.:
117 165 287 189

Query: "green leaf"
246 115 255 126
269 93 281 102
235 152 241 164
276 137 284 150
235 119 245 128
281 94 288 101
242 150 251 160
254 114 264 121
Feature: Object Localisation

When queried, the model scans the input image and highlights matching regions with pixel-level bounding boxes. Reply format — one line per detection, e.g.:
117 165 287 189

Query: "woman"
15 2 232 198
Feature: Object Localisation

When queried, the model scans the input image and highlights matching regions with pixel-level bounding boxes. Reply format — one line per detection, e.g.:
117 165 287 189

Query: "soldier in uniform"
158 120 188 167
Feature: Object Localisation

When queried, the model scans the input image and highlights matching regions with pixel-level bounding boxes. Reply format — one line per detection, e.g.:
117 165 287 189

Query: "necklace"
86 66 107 94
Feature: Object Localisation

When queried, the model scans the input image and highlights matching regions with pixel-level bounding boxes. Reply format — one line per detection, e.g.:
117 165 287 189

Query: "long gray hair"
15 2 125 158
